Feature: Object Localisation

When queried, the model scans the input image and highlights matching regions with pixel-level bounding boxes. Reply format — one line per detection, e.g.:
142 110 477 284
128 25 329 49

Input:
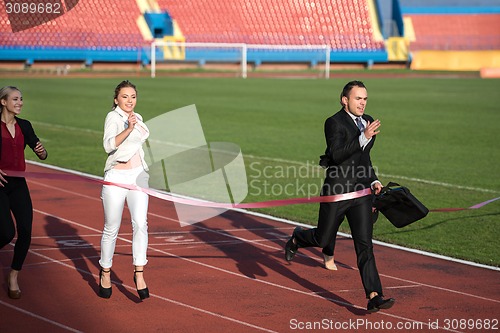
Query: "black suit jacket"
321 108 378 195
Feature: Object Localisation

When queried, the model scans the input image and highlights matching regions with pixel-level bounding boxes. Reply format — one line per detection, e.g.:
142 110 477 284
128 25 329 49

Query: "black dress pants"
0 177 33 271
294 195 383 298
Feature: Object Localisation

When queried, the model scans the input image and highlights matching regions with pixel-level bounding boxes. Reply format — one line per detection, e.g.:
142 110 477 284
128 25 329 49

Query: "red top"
0 121 26 171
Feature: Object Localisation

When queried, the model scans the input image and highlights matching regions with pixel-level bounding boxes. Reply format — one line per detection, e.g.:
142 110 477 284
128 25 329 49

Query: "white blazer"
103 106 150 172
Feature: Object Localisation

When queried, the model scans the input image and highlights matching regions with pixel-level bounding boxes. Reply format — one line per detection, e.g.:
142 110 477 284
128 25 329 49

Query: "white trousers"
99 167 149 268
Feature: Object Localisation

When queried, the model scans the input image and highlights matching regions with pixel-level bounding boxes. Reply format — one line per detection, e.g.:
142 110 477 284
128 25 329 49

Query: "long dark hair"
339 80 366 107
112 80 137 109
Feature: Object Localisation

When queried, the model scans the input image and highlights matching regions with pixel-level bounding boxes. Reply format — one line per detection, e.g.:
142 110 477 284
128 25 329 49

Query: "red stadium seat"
156 0 383 51
407 14 500 50
0 0 388 52
0 0 147 48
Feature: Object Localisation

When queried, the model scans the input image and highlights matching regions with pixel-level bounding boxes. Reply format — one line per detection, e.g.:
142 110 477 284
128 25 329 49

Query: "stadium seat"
407 14 500 51
156 0 384 51
0 0 147 49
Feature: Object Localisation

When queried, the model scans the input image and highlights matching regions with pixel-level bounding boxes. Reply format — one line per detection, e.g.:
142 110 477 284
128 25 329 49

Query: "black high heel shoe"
134 270 149 300
7 275 21 299
98 269 112 299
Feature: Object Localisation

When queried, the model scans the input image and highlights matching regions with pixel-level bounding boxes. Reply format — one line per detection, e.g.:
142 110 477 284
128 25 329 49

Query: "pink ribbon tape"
3 170 372 208
4 170 499 211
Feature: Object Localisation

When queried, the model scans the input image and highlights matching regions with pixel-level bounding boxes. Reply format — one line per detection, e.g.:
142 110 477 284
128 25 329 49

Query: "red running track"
1 163 499 333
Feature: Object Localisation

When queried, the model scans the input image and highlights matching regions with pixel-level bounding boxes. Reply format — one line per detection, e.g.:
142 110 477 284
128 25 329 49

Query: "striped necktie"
356 117 365 132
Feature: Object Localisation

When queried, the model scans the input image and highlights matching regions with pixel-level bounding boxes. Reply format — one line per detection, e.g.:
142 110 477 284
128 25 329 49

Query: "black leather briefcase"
373 182 429 228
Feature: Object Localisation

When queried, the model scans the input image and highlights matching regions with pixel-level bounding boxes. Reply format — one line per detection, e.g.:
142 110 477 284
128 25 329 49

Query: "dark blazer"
0 116 40 158
321 108 378 195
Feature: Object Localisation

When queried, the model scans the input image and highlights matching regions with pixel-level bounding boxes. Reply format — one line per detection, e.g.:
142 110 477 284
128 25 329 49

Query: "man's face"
343 86 367 117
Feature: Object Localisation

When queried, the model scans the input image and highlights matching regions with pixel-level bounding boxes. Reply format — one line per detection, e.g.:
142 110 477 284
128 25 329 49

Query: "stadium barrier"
410 50 500 71
480 67 500 78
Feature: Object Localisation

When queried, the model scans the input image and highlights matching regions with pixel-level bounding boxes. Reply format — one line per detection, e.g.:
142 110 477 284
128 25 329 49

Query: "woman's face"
1 89 23 115
114 87 136 113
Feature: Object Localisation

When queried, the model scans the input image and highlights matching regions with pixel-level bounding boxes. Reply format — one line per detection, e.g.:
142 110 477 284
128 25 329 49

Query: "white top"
103 106 150 172
346 111 371 150
345 110 381 190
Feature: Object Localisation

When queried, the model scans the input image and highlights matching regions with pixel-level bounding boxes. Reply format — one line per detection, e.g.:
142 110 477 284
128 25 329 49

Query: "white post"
151 40 156 78
241 43 247 79
325 46 331 79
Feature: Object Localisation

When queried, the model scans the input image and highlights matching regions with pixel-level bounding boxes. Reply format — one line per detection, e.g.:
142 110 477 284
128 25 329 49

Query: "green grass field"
3 74 499 266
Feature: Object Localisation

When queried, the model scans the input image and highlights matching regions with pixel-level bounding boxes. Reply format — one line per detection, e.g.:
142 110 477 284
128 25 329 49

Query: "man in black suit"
284 80 395 312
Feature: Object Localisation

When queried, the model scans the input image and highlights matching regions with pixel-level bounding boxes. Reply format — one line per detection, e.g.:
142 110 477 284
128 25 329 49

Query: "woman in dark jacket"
0 86 47 299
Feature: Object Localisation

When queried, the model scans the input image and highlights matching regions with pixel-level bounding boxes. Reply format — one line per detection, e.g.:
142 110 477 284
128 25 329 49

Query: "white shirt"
346 111 381 190
346 112 371 150
103 106 150 172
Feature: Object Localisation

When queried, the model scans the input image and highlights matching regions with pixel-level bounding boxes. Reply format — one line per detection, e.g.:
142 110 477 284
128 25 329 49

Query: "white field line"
242 154 500 194
28 122 499 194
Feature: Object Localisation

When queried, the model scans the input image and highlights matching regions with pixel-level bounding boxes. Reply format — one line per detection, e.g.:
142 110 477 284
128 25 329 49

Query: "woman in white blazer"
98 80 150 300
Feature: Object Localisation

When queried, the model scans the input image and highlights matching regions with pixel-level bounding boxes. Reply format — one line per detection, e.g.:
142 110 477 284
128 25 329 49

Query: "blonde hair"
0 86 21 111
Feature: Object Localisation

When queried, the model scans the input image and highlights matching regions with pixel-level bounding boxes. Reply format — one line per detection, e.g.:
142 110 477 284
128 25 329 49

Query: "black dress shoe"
284 227 301 261
367 295 395 313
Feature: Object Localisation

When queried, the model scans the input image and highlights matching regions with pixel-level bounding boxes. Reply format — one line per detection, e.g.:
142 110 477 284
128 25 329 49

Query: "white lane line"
23 163 498 328
314 284 423 295
30 175 500 301
23 220 434 333
0 299 82 333
176 219 500 304
30 210 277 333
33 209 463 333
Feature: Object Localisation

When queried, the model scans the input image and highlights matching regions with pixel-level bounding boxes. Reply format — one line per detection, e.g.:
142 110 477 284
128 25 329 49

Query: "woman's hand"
0 169 7 187
128 112 137 129
34 141 47 160
115 112 137 147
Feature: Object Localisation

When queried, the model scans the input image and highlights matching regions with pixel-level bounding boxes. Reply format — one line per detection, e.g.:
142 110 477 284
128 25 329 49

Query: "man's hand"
364 119 381 139
372 181 383 195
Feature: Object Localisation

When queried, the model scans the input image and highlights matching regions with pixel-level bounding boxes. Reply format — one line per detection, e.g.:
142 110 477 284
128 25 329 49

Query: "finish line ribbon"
4 170 500 211
3 170 372 208
429 196 500 212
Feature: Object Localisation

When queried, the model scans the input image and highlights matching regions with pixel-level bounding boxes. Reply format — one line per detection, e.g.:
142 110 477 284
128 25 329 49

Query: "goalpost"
150 41 331 79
